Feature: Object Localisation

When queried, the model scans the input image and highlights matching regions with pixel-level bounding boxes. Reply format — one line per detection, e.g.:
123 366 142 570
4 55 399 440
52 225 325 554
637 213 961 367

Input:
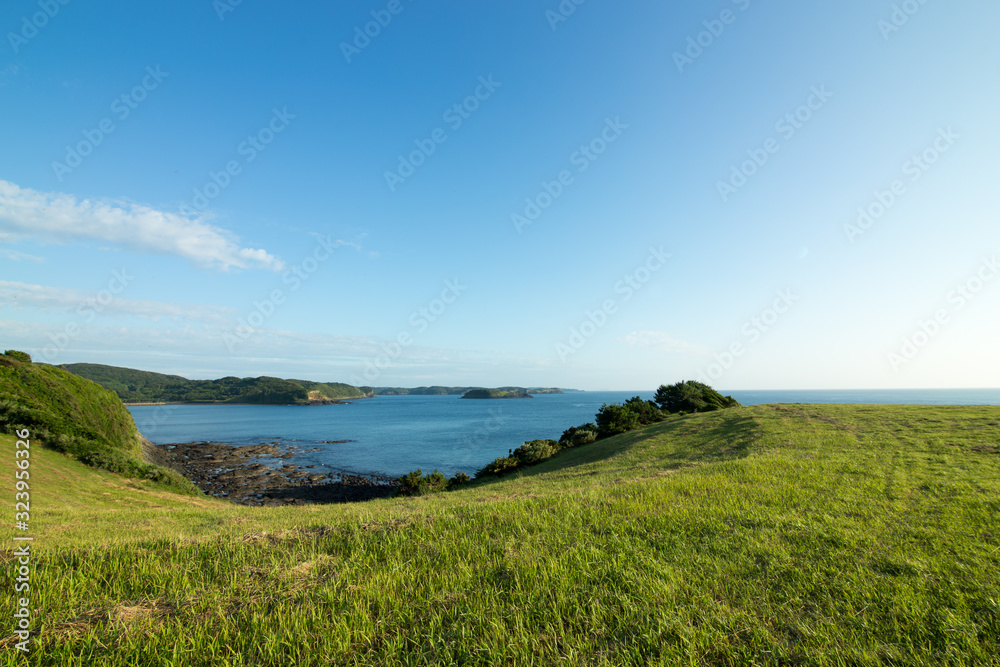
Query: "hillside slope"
0 352 195 492
2 356 142 456
60 363 370 404
1 403 998 665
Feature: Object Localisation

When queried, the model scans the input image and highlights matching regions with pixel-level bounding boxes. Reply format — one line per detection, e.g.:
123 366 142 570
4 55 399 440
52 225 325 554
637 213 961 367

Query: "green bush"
449 471 471 487
559 423 598 448
396 469 450 496
3 350 31 363
595 402 641 438
654 381 740 414
511 439 559 464
476 456 520 478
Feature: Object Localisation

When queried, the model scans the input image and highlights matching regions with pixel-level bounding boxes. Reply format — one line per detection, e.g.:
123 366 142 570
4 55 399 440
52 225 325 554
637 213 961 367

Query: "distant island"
59 363 372 405
460 388 533 399
373 386 577 396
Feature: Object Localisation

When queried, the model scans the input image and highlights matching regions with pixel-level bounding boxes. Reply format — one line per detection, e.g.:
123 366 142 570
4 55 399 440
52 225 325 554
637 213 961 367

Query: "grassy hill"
1 402 998 664
0 353 195 492
60 363 370 404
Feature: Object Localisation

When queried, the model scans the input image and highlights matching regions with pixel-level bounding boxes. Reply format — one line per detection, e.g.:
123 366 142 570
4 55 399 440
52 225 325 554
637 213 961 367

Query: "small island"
460 388 534 399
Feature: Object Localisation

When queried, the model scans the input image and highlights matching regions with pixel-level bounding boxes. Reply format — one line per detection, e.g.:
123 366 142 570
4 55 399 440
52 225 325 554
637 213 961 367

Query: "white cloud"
0 180 283 271
0 281 234 324
618 331 709 355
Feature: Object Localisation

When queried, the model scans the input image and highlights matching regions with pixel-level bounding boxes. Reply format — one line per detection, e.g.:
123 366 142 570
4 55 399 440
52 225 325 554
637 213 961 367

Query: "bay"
128 388 1000 478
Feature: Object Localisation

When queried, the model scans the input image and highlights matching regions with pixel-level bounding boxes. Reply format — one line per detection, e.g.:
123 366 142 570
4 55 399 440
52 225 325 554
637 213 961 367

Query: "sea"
128 389 1000 479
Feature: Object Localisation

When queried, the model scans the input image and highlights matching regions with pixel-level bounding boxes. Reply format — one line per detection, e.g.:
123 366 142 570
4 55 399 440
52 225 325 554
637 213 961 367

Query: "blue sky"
1 0 998 390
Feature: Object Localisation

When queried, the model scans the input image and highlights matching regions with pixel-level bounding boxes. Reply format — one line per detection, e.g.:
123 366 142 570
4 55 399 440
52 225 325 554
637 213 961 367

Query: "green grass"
2 404 999 665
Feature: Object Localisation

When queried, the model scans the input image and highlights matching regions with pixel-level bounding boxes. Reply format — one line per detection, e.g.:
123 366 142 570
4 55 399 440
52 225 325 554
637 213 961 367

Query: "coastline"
146 440 397 506
124 395 371 407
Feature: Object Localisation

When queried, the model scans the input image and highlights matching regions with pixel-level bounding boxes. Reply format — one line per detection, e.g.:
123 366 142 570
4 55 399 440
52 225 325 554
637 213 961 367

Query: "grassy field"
2 404 999 666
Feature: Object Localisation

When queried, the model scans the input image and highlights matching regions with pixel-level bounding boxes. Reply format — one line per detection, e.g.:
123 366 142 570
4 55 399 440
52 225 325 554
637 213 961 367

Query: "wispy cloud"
0 315 555 384
0 281 235 324
0 246 44 262
0 180 283 271
618 331 709 355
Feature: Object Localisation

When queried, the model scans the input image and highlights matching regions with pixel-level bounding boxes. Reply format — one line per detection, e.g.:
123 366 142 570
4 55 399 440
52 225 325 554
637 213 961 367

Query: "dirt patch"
147 441 398 507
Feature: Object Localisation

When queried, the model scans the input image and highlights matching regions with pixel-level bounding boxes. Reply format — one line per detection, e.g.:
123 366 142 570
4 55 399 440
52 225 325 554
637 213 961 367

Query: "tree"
624 396 664 425
654 380 740 414
595 402 641 438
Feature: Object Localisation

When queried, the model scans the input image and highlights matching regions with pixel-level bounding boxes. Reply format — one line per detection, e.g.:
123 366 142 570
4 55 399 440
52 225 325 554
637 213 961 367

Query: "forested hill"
60 363 371 404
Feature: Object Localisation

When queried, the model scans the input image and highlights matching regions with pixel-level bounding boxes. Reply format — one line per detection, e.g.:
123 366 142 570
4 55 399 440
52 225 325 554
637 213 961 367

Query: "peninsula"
59 363 371 405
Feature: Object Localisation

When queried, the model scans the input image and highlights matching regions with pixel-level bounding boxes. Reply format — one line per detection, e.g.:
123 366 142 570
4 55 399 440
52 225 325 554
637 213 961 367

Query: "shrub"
511 439 558 464
595 402 641 438
654 381 740 414
559 423 598 448
396 469 450 496
476 456 520 479
3 350 31 364
449 471 471 487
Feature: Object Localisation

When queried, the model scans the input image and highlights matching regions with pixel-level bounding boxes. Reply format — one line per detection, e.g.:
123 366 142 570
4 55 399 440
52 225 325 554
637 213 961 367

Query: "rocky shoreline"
146 440 398 507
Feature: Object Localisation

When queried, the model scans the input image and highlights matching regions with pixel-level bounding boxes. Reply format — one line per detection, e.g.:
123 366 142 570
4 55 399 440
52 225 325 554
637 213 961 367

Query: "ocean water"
128 388 1000 478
